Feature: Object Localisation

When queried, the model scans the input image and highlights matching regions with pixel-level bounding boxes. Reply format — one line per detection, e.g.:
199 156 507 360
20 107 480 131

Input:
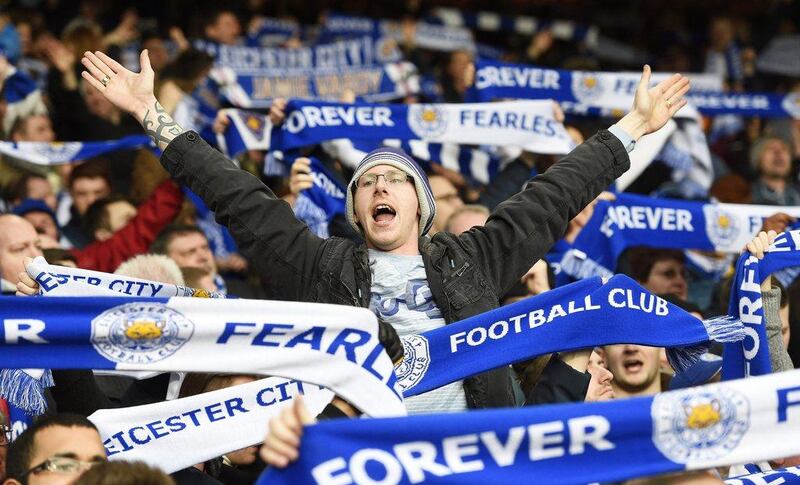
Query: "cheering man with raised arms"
79 49 689 414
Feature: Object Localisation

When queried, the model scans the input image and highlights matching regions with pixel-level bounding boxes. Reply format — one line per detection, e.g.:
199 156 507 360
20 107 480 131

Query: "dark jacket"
159 130 630 409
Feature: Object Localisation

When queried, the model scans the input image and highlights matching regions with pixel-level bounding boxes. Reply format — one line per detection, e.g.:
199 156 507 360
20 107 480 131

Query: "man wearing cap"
12 199 61 248
78 49 689 412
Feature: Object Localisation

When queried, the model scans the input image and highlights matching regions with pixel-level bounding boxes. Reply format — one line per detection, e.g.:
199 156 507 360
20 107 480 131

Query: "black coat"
160 130 630 409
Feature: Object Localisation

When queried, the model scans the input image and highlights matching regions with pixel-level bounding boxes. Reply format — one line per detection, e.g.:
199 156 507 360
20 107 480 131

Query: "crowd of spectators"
0 0 798 483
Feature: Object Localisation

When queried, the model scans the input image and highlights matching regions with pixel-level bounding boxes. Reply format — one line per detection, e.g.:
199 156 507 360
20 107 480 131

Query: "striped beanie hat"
345 147 436 236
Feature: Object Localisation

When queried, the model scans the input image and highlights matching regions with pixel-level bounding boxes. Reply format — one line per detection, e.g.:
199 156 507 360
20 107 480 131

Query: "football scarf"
90 377 334 473
559 193 800 280
397 274 743 397
429 7 599 46
246 18 301 47
0 135 152 165
26 256 225 298
220 108 516 185
725 467 800 484
0 296 405 417
259 369 800 484
320 13 475 53
271 99 574 154
291 157 346 239
214 62 420 109
194 36 401 72
469 60 800 119
723 230 800 380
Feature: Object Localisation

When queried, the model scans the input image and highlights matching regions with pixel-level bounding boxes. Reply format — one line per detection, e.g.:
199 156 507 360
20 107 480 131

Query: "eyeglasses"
357 170 410 189
22 456 104 477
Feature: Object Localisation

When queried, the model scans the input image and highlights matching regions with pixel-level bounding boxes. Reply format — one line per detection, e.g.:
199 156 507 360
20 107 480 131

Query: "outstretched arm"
80 50 327 301
459 66 690 296
81 50 183 150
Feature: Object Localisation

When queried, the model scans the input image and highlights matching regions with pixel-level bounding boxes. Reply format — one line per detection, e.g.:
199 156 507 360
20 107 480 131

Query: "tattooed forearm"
142 101 184 150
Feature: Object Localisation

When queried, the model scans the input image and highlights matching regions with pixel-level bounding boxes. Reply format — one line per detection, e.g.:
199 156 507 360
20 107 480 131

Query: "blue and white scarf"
195 36 401 71
0 258 228 414
90 377 334 473
726 467 800 484
0 296 404 417
469 60 800 119
272 100 574 153
292 157 346 239
469 60 723 106
220 107 516 184
212 62 420 109
723 230 800 380
321 13 475 53
560 194 800 280
216 108 272 159
27 256 226 298
428 8 599 46
0 135 152 165
8 402 31 440
397 274 742 397
247 17 301 47
259 369 800 484
1 66 46 135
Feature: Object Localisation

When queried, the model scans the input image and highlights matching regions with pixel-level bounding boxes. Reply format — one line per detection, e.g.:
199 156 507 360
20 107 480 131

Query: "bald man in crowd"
0 214 43 294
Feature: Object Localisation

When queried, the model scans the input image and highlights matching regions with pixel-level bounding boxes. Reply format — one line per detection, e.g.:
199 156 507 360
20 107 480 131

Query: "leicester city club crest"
407 104 449 139
703 206 741 251
571 72 605 104
652 386 749 465
190 288 212 298
237 112 267 140
32 142 83 164
395 334 431 391
91 302 194 365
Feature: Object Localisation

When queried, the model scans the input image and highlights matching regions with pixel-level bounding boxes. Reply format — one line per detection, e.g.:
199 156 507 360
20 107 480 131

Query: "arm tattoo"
143 101 184 150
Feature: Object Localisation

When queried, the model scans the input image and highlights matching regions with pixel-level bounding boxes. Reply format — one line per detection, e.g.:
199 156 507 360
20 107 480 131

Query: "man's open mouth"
623 358 644 373
372 204 397 224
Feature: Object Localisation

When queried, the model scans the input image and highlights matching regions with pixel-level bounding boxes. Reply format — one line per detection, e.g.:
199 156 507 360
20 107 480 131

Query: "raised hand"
269 97 288 126
15 257 39 296
618 65 690 141
81 50 155 118
745 230 778 292
745 230 777 260
289 157 313 196
81 50 183 150
259 396 315 467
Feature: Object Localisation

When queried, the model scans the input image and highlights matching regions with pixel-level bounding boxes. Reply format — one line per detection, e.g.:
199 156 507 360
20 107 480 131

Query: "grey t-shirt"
368 249 468 414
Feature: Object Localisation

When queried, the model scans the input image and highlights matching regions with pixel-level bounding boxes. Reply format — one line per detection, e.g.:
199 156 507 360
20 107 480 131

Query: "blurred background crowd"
0 0 798 483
